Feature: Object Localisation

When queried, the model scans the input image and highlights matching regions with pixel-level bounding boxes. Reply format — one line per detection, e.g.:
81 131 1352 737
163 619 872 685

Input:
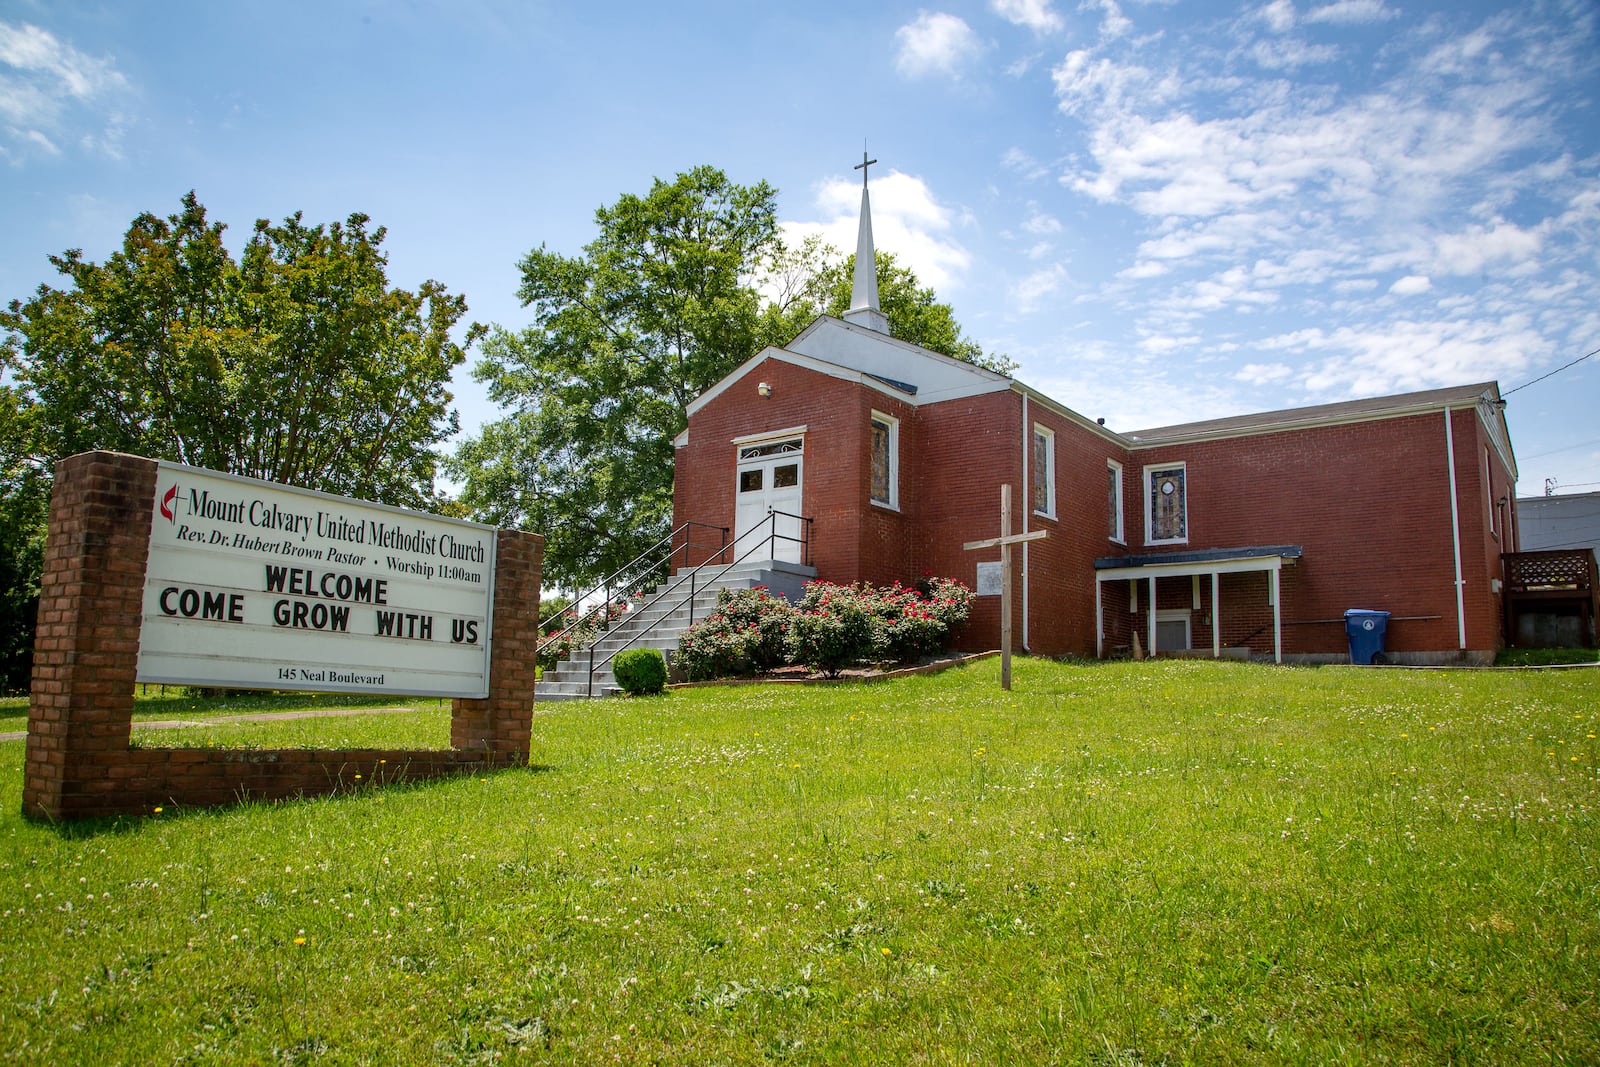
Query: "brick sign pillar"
23 451 544 822
451 528 542 756
24 452 158 818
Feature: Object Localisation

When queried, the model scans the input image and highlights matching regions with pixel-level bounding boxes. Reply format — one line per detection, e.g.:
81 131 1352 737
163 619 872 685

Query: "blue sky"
3 0 1597 497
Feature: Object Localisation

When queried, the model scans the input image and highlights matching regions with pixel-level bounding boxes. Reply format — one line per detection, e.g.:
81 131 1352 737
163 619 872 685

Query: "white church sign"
137 462 496 698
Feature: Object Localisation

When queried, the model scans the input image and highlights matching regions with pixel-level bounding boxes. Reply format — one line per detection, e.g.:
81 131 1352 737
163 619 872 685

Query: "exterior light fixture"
758 381 772 397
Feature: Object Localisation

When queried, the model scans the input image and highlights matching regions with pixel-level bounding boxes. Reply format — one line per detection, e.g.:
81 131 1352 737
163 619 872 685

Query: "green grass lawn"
1 659 1596 1064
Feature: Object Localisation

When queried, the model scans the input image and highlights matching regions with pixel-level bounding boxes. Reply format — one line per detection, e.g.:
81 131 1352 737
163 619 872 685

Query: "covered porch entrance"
1094 546 1304 663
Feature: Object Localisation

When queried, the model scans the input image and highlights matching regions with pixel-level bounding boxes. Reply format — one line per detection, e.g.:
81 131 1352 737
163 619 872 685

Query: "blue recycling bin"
1344 609 1391 665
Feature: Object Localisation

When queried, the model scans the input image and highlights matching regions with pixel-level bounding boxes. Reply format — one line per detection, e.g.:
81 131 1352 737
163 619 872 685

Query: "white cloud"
1258 0 1297 34
1051 50 1179 119
990 0 1063 34
1389 274 1432 295
1001 146 1050 180
1011 263 1068 312
1235 362 1294 385
1117 259 1169 280
786 169 971 293
1429 219 1544 276
1267 316 1544 397
1305 0 1396 26
1084 0 1133 41
1248 37 1339 69
894 13 987 80
1023 208 1063 235
0 21 128 161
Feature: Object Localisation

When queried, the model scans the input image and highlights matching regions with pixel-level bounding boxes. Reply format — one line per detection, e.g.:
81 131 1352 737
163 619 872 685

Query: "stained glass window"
1146 464 1187 543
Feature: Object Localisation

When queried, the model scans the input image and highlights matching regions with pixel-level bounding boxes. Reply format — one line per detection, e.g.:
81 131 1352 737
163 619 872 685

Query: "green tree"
3 192 479 510
0 386 47 692
449 166 779 589
1 193 480 688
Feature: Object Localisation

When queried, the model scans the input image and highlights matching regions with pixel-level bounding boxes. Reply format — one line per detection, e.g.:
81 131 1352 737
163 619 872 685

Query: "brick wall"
23 451 543 822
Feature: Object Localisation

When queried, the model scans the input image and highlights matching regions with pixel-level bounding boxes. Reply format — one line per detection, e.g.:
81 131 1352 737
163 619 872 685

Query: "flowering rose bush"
786 583 886 677
710 587 793 670
675 588 797 681
675 577 974 681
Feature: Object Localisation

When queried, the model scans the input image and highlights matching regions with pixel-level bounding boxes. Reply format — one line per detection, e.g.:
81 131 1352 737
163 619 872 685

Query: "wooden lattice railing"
1502 549 1598 592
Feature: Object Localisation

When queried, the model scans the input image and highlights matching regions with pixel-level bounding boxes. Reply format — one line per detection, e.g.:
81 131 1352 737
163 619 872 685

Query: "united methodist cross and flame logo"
159 483 178 523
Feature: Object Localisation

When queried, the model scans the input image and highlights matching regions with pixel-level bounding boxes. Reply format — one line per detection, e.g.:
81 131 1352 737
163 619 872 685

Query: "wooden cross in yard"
963 484 1047 690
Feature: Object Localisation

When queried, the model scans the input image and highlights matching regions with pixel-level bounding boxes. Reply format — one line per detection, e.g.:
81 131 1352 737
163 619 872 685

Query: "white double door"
734 438 804 564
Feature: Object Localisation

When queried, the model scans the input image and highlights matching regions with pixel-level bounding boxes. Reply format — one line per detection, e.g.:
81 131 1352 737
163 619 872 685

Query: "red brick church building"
671 167 1519 664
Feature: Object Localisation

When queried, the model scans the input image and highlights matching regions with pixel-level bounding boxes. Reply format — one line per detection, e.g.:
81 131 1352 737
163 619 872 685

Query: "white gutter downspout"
1020 394 1030 651
1444 406 1467 650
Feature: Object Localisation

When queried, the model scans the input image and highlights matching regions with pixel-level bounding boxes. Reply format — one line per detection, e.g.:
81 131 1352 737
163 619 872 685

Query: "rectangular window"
870 412 898 509
1484 447 1497 539
1107 460 1124 543
1032 425 1055 518
1145 463 1188 545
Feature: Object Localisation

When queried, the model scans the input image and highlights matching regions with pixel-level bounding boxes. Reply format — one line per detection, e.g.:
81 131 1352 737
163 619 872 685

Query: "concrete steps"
535 560 815 700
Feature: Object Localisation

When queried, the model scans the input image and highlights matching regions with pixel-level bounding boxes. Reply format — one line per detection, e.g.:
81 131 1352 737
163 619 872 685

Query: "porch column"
1271 566 1282 664
1148 576 1158 656
1212 571 1221 658
1095 578 1104 658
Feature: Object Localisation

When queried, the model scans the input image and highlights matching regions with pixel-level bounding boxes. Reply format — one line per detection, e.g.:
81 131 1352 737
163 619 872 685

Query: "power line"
1520 436 1600 460
1503 345 1599 397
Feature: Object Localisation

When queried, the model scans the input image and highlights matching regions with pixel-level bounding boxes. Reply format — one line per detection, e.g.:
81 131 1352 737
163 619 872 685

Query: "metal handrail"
584 508 813 696
537 520 727 657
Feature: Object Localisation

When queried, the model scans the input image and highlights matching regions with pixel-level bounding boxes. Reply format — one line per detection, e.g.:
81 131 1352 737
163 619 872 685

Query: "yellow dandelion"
153 806 163 814
293 936 306 946
880 947 892 957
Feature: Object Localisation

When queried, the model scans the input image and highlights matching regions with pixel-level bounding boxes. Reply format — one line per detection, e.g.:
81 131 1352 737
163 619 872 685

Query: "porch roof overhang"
1093 544 1303 582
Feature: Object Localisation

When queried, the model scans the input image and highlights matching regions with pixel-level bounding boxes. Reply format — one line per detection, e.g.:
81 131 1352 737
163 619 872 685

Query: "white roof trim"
731 424 808 446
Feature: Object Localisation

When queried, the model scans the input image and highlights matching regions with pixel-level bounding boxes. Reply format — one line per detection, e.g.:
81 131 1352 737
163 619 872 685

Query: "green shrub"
611 648 667 696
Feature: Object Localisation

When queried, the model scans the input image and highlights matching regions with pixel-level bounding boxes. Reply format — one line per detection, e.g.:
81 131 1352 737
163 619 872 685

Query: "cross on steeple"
854 150 877 189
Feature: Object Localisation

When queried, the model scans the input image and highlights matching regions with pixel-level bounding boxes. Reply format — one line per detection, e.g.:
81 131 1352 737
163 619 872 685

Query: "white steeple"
842 150 891 335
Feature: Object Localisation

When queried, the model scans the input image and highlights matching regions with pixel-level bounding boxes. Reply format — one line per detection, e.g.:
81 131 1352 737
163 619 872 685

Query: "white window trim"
1144 462 1189 546
1107 459 1125 544
1032 424 1056 519
870 411 899 511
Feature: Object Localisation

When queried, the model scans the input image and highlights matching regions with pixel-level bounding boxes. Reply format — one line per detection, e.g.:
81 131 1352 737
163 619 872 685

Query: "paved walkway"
0 705 424 744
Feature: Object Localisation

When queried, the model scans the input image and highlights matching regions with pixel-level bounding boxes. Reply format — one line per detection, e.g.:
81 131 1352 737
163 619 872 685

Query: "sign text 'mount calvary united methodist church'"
138 462 497 698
